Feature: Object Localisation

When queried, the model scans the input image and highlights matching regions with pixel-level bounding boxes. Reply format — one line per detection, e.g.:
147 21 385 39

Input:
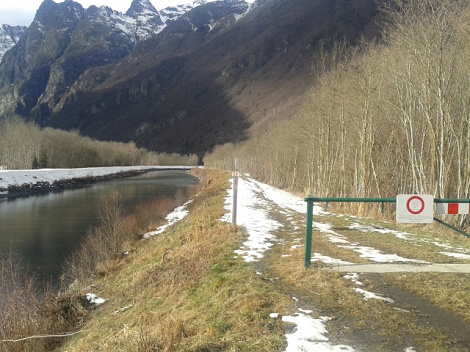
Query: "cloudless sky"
0 0 193 26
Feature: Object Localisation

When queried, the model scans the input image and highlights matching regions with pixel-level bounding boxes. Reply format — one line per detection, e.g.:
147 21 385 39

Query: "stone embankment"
0 166 193 199
0 170 140 199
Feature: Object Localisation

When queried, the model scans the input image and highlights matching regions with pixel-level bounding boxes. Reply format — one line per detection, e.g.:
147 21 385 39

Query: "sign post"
232 158 239 225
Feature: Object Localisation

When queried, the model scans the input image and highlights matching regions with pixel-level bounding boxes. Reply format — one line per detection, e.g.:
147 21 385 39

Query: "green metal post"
304 195 314 268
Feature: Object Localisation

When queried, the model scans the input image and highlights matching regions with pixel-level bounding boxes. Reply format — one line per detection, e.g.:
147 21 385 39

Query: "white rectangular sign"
396 194 434 223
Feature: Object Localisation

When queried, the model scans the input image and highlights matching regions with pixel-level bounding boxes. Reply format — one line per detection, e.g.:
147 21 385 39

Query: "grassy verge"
59 169 289 351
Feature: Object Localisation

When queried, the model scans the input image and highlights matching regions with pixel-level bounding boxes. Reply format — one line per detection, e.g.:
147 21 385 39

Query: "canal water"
0 170 199 286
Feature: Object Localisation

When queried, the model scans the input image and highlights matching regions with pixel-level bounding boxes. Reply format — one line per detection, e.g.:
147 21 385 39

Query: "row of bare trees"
204 0 470 216
0 116 198 169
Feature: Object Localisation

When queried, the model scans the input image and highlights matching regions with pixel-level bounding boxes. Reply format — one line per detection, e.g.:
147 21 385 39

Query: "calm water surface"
0 170 198 285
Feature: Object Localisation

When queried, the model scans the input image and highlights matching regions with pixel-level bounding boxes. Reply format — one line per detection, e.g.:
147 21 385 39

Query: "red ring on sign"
406 196 425 214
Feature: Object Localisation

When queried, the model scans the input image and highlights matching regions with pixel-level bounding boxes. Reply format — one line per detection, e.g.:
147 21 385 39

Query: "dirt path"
370 274 470 348
232 176 470 351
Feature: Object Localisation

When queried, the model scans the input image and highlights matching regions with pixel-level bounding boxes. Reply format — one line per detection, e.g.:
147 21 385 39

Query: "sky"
0 0 192 26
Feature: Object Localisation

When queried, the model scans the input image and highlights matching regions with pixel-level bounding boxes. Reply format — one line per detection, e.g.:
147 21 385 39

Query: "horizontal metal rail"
306 197 396 203
434 199 470 203
305 196 470 203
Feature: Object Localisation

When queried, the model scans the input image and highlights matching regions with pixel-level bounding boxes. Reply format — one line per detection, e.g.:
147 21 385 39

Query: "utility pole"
232 158 239 225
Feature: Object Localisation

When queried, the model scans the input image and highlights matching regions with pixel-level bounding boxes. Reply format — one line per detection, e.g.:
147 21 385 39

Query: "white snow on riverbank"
0 166 192 190
143 200 192 239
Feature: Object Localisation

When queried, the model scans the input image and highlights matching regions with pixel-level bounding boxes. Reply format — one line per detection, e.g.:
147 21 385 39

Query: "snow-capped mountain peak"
126 0 159 17
125 0 165 40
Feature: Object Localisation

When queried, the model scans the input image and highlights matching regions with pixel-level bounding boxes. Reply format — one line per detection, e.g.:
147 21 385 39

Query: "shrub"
0 253 87 352
62 192 131 287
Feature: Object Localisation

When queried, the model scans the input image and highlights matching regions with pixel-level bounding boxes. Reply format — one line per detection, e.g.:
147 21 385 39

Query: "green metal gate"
303 196 470 268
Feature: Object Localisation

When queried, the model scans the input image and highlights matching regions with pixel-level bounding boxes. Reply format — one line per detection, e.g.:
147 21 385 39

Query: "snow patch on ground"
86 293 106 305
340 244 428 264
316 222 428 264
143 200 192 239
248 178 310 214
311 253 353 265
343 273 394 303
281 312 355 352
439 252 470 260
349 223 470 261
342 273 363 286
222 177 310 262
354 288 394 303
349 223 410 241
222 176 355 351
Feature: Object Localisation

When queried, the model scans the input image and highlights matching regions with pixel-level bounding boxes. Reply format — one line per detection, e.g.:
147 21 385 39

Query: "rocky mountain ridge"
0 0 381 156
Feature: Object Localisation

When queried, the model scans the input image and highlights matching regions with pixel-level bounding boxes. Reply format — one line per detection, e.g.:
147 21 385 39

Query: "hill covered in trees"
205 0 470 224
0 117 197 170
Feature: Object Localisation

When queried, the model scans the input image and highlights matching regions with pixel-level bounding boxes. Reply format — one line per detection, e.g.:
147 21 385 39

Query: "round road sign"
406 196 425 215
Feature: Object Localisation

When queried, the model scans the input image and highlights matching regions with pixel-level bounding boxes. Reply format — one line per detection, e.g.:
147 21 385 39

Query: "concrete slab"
328 263 470 273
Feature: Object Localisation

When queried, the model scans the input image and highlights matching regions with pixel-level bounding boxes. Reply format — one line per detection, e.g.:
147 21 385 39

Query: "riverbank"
61 170 470 351
0 166 193 199
0 169 202 352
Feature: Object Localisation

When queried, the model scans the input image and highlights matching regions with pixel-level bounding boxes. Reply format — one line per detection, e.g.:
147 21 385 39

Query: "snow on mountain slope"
126 0 165 40
0 24 26 62
159 4 194 23
0 0 256 61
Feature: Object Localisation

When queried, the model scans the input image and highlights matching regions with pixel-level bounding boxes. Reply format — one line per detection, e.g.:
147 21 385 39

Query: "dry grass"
385 272 470 324
60 169 289 351
61 187 194 289
312 211 470 264
0 254 87 352
0 169 218 352
264 237 467 351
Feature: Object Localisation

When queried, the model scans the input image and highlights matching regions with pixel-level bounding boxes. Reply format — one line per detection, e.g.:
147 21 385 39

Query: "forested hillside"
204 0 470 221
0 117 197 170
